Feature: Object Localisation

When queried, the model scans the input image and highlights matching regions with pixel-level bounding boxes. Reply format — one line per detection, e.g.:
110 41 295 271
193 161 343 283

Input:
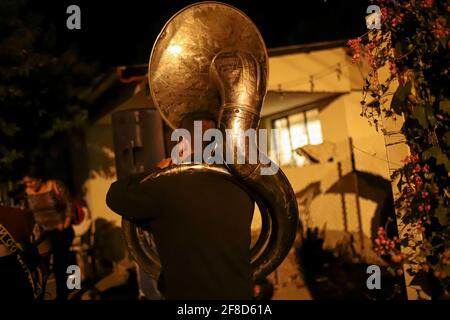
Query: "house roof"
85 65 148 122
85 40 348 122
267 40 347 57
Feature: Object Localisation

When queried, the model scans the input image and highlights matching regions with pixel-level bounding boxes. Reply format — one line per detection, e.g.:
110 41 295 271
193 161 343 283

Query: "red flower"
432 19 449 39
414 176 423 186
365 43 376 51
347 38 362 62
380 7 389 22
421 0 434 8
388 60 397 75
390 253 403 263
402 154 420 164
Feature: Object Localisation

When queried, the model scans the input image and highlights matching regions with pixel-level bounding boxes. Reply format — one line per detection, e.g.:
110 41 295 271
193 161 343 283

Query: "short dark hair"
23 164 43 179
23 162 49 181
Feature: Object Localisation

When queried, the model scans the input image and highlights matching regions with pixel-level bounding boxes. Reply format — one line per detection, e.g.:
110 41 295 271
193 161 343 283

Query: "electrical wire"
353 145 402 167
275 60 349 90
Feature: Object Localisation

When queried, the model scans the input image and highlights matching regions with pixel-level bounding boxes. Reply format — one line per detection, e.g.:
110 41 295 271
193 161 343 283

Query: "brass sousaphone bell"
123 1 301 282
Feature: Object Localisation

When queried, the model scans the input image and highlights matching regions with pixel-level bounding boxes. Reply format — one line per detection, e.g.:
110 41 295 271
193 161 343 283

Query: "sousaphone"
123 1 301 282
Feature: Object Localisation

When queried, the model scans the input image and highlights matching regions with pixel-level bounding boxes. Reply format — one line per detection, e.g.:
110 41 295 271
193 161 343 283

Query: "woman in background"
23 172 75 300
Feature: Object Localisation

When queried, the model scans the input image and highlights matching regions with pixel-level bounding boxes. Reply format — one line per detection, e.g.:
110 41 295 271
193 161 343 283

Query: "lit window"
271 108 323 167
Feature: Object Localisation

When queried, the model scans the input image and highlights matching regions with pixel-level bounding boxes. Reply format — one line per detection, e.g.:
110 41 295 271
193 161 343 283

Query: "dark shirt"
0 207 40 300
0 206 34 244
106 166 254 300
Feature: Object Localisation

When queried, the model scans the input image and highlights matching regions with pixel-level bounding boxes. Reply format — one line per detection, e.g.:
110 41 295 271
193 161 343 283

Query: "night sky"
31 0 370 69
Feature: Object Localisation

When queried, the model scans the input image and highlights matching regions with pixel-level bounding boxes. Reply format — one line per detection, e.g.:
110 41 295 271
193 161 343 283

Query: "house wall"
263 46 391 254
255 92 389 255
268 47 352 93
279 92 390 252
343 92 390 179
82 124 119 225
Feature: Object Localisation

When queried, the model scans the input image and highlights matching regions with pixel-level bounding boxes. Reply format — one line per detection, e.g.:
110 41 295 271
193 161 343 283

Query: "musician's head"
22 164 46 190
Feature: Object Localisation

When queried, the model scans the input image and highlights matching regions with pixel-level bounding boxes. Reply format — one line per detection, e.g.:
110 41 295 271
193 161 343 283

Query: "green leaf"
396 171 403 193
440 100 450 115
391 81 412 115
394 41 404 57
423 146 450 171
0 149 23 166
443 265 450 277
412 106 428 128
435 206 449 226
366 99 380 109
0 119 20 137
444 132 450 147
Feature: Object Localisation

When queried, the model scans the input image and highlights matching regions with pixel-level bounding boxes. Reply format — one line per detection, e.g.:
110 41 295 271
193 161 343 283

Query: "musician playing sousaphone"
107 114 255 299
107 2 299 300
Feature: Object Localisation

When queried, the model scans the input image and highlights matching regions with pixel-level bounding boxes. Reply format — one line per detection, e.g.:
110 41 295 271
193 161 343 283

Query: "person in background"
0 206 45 300
23 169 76 300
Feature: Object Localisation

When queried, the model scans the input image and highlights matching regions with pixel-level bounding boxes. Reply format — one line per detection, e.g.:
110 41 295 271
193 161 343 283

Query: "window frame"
270 107 322 167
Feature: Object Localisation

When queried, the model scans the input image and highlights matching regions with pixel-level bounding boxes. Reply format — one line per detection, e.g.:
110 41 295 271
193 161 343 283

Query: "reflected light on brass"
168 44 182 56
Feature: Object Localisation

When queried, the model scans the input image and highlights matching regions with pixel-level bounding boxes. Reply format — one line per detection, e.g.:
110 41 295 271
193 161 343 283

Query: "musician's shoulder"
138 166 163 183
